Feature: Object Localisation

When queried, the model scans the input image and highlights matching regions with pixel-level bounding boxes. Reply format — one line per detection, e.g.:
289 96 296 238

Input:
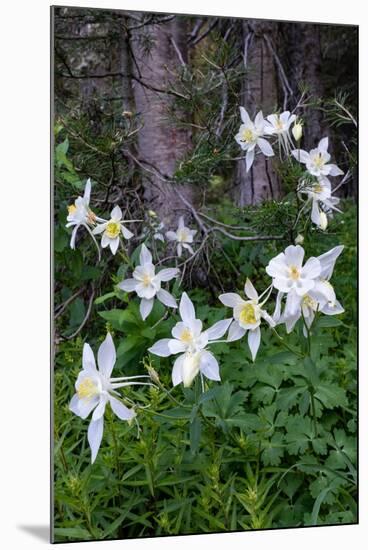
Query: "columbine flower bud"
295 234 304 245
292 121 303 142
122 110 133 118
147 365 160 385
319 212 328 231
148 210 157 218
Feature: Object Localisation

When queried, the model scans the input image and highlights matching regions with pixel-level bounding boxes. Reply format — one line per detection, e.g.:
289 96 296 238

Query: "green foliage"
54 202 357 541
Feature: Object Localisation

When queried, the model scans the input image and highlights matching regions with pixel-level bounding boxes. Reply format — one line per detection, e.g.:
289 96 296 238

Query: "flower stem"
310 391 318 438
271 328 304 358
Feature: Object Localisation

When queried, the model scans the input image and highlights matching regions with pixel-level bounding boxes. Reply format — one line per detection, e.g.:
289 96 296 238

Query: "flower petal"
204 318 232 341
327 164 344 176
245 148 255 172
84 178 91 204
248 326 261 362
284 245 304 268
199 351 220 381
157 288 177 308
69 394 99 420
172 354 185 386
121 225 134 239
109 237 120 255
257 137 274 157
70 225 79 249
92 395 108 421
157 268 179 282
97 333 116 378
88 417 104 464
165 231 177 241
92 223 107 235
321 299 344 316
318 137 329 152
111 205 122 220
301 257 321 280
148 338 172 357
118 278 137 292
240 106 251 125
140 297 154 320
168 339 188 354
218 293 244 308
317 245 344 280
284 290 302 317
244 278 258 300
179 292 196 324
109 395 136 421
83 343 97 371
291 149 310 164
140 243 152 265
272 291 284 323
227 320 246 341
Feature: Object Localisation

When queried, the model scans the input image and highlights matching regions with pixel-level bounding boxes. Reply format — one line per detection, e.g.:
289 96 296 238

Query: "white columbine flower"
70 333 151 463
266 244 321 298
148 292 232 387
264 111 296 155
300 177 341 230
118 244 179 320
235 107 274 172
166 216 197 257
274 246 344 334
66 178 101 250
219 279 275 361
92 205 134 255
291 137 344 178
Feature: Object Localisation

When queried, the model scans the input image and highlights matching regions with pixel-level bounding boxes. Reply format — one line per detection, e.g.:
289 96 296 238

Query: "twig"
54 288 84 319
61 288 95 340
170 37 186 67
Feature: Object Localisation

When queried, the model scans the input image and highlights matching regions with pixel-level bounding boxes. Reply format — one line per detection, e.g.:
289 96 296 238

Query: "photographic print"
52 6 358 543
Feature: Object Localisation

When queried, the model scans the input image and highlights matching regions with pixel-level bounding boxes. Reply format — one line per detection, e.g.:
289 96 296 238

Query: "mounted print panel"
51 5 358 543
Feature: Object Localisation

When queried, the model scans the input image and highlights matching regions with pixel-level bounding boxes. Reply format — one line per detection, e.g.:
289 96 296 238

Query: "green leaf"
316 317 343 328
190 416 202 455
98 308 139 330
94 291 116 305
53 527 92 541
314 383 348 409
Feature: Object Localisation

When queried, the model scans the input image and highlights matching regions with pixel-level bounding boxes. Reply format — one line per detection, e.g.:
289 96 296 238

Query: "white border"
1 0 366 548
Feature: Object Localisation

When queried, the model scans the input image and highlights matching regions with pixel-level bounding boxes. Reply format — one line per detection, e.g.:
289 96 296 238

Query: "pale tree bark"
234 20 281 206
130 17 197 226
119 18 135 113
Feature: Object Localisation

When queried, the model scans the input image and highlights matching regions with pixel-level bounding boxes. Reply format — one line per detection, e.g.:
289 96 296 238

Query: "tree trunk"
234 20 281 206
131 17 197 226
285 23 325 149
119 18 135 113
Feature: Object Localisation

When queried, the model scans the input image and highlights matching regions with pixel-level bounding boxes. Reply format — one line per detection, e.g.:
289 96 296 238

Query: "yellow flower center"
275 116 283 130
314 183 323 193
180 328 194 343
105 221 121 238
177 229 189 242
68 204 77 214
241 128 254 143
289 265 300 280
313 153 325 169
239 303 257 325
142 273 153 287
303 295 317 309
77 378 99 401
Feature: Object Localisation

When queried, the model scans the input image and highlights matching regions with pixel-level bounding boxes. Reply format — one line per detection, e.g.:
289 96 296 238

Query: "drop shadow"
17 525 50 543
